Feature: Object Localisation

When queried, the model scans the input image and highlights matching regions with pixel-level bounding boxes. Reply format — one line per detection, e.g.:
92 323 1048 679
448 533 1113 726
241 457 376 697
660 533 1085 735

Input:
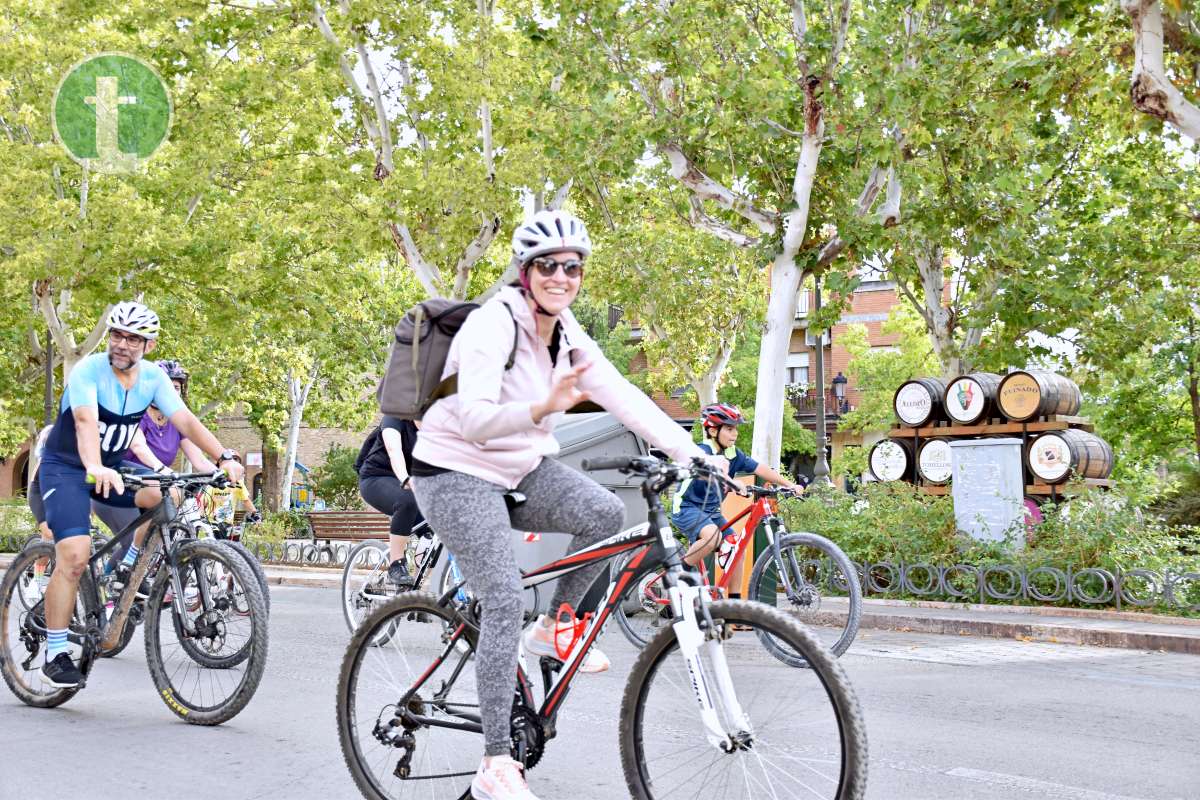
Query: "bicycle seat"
503 492 527 510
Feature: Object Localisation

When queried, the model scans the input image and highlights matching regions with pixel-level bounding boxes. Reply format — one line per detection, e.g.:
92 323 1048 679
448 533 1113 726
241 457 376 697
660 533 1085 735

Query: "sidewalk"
3 554 1197 654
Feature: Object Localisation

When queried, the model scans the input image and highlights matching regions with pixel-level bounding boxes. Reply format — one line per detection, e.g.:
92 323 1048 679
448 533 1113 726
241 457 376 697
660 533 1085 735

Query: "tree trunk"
751 109 824 470
687 337 738 408
261 436 282 513
277 363 318 512
912 245 959 380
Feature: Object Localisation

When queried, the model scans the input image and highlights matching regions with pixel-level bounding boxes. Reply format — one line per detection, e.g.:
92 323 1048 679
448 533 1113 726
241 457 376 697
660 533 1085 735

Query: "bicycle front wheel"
749 532 862 666
217 539 271 616
342 540 390 634
144 539 269 725
620 599 867 800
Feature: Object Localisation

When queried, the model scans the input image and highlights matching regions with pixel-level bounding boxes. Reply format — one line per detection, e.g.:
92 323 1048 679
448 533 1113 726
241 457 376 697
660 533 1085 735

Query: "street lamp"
832 372 848 413
811 275 830 485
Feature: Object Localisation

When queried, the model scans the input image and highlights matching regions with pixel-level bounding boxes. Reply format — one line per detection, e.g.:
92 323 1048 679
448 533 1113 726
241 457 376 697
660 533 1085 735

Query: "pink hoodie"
413 286 705 489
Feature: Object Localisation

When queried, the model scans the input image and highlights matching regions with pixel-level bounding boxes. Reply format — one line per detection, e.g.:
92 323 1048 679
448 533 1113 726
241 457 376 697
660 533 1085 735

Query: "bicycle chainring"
509 705 545 770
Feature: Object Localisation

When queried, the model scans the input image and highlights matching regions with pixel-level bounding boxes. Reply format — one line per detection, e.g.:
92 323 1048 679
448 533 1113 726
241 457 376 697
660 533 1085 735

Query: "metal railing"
3 532 1196 612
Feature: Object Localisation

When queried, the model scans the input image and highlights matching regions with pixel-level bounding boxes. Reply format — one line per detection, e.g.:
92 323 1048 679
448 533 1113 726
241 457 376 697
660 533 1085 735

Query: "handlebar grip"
581 456 633 472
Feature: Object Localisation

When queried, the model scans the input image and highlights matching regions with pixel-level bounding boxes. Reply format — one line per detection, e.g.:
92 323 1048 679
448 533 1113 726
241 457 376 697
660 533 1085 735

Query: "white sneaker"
521 618 610 674
471 755 539 800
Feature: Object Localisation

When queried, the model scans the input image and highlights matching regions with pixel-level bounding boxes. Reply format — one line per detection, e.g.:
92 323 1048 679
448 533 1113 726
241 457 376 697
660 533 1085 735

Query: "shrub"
309 443 365 510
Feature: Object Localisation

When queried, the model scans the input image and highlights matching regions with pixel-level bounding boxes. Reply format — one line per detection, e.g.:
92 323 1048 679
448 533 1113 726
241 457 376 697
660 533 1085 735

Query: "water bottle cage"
554 603 593 661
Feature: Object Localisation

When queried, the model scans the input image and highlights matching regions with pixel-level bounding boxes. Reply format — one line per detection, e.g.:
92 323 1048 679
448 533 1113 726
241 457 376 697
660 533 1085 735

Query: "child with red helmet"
672 403 805 567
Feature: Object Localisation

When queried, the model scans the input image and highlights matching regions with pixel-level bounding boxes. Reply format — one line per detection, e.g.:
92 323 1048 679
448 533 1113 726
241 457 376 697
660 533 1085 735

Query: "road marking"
945 767 1171 800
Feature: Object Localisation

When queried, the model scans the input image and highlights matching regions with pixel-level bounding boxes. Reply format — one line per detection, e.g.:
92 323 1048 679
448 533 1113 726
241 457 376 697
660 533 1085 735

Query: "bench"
306 509 392 544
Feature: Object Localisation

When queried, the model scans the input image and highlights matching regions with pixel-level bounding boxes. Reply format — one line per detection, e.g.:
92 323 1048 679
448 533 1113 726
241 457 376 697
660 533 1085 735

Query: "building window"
785 353 809 387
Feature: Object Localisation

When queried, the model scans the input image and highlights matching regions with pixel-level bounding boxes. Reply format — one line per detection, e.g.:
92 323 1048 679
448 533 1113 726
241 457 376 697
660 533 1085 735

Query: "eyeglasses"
529 257 584 279
109 330 147 347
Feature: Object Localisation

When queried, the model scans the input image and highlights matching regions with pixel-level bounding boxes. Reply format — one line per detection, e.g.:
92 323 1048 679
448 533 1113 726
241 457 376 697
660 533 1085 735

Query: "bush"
0 498 36 551
247 509 311 546
779 478 1200 575
309 443 364 510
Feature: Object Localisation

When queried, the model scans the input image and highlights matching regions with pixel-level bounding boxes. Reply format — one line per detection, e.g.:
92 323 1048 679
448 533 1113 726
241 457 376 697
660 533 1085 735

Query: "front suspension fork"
668 578 753 750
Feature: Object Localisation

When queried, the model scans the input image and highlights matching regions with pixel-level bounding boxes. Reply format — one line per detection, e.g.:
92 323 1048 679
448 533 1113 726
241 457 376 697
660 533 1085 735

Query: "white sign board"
949 438 1024 546
245 451 263 467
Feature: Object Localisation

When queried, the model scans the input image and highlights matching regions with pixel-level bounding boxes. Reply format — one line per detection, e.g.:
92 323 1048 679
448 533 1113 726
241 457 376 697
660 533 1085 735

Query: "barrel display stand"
887 415 1110 505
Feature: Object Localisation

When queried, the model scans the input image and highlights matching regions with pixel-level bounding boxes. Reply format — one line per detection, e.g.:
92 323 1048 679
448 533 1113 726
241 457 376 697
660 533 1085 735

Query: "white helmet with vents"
511 209 592 264
106 301 160 340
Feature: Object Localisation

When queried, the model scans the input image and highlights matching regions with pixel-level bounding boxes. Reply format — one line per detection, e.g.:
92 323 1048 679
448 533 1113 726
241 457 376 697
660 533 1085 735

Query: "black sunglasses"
529 256 584 279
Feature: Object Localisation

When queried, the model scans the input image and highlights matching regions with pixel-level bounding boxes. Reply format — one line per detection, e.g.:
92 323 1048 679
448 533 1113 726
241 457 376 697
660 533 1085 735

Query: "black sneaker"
41 652 84 688
387 559 416 591
113 565 151 599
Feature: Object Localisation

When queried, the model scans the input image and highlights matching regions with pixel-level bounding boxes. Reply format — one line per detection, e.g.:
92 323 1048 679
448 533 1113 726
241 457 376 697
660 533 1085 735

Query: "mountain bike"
613 482 862 668
0 470 269 725
336 455 868 800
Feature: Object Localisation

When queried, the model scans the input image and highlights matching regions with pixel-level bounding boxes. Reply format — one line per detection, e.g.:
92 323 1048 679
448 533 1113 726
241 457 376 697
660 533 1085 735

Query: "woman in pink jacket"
410 209 714 800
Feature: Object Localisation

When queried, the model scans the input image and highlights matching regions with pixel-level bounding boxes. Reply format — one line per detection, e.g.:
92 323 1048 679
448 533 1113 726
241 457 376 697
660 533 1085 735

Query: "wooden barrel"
997 370 1083 421
869 438 914 482
916 438 953 485
893 378 947 427
943 372 1002 425
1027 430 1114 484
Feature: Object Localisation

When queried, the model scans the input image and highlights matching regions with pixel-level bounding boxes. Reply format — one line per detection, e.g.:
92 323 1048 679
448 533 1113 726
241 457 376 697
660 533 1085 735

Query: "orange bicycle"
613 482 862 667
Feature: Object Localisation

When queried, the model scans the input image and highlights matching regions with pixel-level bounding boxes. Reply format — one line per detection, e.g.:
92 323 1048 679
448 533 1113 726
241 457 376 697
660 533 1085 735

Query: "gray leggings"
411 458 626 756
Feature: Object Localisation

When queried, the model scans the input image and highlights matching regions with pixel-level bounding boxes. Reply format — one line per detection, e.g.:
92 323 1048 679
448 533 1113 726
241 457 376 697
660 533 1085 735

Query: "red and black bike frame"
400 475 690 738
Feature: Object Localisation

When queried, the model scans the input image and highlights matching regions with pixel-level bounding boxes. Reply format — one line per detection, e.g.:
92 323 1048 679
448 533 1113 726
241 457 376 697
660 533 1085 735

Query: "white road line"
945 767 1175 800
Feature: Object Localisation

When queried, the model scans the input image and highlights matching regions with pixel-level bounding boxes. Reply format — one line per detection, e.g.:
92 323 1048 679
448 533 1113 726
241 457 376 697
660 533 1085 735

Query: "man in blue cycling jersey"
37 301 245 688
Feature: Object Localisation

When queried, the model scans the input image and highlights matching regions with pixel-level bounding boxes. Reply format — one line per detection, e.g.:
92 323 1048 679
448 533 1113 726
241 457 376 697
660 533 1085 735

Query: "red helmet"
701 403 746 428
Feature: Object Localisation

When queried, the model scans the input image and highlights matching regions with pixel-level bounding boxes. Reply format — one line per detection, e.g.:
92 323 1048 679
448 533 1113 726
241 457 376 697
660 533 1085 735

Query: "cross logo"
52 53 172 174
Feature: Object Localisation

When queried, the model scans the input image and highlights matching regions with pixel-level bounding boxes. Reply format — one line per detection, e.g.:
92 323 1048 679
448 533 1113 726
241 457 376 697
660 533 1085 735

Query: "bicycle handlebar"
581 456 641 472
87 469 231 490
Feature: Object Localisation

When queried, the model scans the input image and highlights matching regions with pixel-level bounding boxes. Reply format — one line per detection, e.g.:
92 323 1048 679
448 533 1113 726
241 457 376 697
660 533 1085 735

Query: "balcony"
788 388 852 432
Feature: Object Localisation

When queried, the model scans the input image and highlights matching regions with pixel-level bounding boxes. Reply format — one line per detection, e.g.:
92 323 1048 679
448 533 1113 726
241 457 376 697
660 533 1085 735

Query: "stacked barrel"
869 369 1113 495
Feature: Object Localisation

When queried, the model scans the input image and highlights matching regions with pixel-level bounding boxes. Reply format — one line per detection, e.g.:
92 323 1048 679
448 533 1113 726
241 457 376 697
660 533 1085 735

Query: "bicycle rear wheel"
0 543 85 708
748 532 862 666
612 552 674 649
144 539 269 725
338 592 483 800
620 599 867 800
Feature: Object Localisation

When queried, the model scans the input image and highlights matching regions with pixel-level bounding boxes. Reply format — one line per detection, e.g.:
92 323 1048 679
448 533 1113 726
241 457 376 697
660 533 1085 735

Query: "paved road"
2 586 1197 800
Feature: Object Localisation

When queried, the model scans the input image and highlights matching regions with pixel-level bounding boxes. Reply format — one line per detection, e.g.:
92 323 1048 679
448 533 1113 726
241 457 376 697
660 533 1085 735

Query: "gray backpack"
377 299 517 420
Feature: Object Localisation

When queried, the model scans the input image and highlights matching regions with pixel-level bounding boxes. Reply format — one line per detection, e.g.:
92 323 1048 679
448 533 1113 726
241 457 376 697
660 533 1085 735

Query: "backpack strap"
423 301 520 409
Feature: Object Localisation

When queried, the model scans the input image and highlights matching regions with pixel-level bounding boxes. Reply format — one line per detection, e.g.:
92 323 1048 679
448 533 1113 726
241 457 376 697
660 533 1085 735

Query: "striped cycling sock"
46 628 69 660
120 544 141 568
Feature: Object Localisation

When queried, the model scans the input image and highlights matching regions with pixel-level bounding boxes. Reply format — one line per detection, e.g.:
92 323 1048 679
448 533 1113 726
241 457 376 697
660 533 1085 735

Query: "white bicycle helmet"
511 209 592 264
107 301 160 340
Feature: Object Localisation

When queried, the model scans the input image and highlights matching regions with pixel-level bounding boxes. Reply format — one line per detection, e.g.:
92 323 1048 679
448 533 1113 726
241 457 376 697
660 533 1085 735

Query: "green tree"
837 306 940 434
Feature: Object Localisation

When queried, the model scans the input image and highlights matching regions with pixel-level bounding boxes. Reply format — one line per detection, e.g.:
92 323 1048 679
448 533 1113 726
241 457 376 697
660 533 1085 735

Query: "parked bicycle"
336 455 867 800
613 479 862 667
0 470 269 725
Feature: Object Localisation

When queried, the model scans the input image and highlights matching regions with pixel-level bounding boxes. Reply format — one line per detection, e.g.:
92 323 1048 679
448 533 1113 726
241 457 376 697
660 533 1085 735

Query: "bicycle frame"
80 478 236 652
399 472 753 751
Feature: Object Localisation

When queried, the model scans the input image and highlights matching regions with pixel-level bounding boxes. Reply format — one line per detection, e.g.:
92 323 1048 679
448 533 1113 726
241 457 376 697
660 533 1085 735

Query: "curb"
852 610 1200 655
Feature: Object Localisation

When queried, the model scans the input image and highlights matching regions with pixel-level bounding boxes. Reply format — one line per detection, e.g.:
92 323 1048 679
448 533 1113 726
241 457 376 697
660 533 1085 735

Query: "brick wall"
791 280 908 410
212 415 376 494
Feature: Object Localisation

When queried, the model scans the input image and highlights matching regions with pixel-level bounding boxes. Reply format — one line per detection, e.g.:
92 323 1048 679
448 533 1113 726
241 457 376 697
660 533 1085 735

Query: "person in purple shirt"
91 361 250 572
